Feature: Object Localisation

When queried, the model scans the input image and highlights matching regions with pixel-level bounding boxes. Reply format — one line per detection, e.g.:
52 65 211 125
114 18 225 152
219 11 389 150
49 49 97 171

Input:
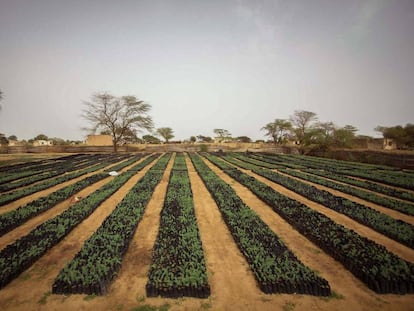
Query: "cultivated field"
0 152 413 311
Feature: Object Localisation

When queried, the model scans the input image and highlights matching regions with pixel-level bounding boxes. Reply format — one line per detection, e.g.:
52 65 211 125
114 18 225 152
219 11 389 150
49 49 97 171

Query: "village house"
33 139 53 147
86 134 113 146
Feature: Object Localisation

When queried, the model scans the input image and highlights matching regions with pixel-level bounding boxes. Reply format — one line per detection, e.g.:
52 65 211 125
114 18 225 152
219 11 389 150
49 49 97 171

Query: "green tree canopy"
34 134 48 141
0 89 3 111
236 136 252 143
142 134 161 144
261 119 292 144
290 110 318 145
157 127 174 143
213 129 232 142
197 135 213 143
375 124 414 148
0 134 8 146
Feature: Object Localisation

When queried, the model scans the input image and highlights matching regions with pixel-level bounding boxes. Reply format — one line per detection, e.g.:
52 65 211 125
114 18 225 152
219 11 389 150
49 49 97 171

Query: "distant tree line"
261 110 358 154
375 124 414 149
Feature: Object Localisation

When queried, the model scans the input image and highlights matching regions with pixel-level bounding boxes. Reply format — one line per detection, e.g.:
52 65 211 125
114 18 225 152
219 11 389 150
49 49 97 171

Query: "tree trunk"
113 140 118 153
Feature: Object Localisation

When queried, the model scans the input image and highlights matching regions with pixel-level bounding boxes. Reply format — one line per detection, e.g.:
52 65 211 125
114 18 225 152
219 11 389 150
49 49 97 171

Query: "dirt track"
0 153 413 311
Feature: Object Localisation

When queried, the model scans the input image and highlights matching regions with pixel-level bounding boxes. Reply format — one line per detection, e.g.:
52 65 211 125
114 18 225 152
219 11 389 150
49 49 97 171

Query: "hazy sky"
0 0 413 141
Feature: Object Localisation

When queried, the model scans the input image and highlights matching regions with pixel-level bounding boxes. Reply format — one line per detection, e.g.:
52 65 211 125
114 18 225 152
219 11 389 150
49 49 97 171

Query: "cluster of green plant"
224 154 414 249
276 153 398 171
228 153 279 169
0 154 132 206
52 154 170 295
0 155 158 290
258 168 414 248
249 153 305 169
0 171 50 192
279 168 414 216
192 153 330 296
103 154 146 172
0 154 116 192
242 152 414 203
203 153 414 294
0 154 95 185
0 173 108 236
0 155 64 173
147 154 210 298
275 154 413 190
302 168 414 203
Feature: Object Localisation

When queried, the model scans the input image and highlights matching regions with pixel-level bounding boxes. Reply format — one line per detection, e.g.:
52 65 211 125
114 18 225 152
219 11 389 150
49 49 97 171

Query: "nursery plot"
0 152 413 311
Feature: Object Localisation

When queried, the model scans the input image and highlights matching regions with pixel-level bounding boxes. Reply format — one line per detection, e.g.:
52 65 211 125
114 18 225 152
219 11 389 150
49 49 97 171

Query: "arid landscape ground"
0 153 413 311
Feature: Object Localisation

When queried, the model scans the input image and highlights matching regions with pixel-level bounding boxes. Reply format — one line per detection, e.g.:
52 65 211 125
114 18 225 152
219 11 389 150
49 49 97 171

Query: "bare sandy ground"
0 153 413 310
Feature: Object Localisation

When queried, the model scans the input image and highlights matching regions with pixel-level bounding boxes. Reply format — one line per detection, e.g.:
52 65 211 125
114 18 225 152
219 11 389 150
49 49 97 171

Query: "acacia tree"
375 124 414 149
197 135 213 143
34 134 48 141
157 127 174 143
290 110 318 145
213 129 232 142
333 125 358 148
142 134 161 144
82 92 153 152
236 136 252 143
261 119 292 144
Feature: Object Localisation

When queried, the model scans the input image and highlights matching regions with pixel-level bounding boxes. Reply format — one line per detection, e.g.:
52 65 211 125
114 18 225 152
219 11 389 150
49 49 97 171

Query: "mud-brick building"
86 135 112 146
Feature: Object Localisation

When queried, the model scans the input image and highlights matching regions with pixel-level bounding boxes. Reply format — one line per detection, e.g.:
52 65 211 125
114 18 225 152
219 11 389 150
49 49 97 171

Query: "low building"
352 137 397 150
86 134 113 146
33 140 53 147
8 140 24 146
383 138 397 150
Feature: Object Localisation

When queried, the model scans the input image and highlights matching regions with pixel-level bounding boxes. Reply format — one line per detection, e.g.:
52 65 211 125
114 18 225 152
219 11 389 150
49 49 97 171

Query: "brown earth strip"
349 175 414 195
217 156 414 262
186 155 271 311
241 167 414 263
292 169 414 205
0 155 140 215
201 156 414 311
0 155 159 311
101 153 176 308
276 169 414 225
0 155 154 248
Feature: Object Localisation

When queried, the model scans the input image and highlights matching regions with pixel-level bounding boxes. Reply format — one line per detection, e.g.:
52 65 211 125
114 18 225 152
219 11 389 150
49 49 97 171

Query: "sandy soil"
275 169 414 225
201 157 410 311
0 153 413 311
0 154 71 167
0 155 137 215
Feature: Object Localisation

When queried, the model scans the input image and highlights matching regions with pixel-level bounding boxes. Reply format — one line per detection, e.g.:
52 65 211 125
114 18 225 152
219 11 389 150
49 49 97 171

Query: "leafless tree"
0 89 3 111
82 92 153 152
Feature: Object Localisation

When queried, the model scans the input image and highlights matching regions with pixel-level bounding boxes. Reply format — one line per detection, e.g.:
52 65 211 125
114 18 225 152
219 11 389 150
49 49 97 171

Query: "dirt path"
1 153 413 311
240 167 414 263
0 156 138 215
0 177 111 248
102 154 176 308
0 155 159 311
294 169 414 205
223 158 414 262
0 153 70 167
201 156 414 311
0 155 154 248
186 155 275 311
216 156 414 262
349 175 414 195
276 170 414 225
